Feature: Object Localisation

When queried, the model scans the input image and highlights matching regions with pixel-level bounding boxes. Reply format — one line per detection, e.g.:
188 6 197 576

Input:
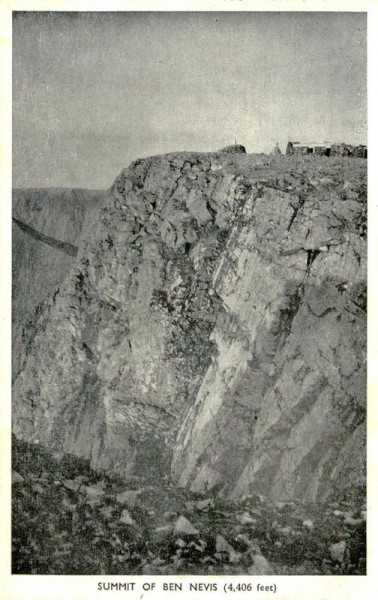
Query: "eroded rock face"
12 152 367 502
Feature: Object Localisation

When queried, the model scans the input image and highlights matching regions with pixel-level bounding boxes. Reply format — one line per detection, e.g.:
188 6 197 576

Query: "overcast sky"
13 11 367 189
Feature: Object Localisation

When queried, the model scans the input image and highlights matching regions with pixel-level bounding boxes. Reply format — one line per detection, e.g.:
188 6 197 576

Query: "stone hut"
286 141 331 156
286 141 367 158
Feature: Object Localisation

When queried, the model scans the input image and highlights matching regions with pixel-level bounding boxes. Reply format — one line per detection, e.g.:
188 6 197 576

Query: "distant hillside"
12 188 108 377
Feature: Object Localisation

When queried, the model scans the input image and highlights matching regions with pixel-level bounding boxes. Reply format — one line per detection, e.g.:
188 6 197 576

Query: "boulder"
119 509 135 526
330 540 347 563
12 470 24 484
174 516 199 536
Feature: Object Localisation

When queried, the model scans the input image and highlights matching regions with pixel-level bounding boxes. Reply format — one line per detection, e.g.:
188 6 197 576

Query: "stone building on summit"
286 141 367 158
286 141 332 156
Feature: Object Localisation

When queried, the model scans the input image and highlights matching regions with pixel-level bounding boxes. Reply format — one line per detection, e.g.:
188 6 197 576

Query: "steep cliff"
12 152 366 503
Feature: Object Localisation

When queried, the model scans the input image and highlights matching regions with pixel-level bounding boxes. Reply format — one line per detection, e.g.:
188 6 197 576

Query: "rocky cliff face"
12 152 367 503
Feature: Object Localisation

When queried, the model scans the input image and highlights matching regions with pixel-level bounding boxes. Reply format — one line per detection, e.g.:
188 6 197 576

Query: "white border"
1 2 377 599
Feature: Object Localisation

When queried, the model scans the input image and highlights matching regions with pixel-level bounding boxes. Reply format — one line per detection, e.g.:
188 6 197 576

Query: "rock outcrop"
12 152 367 503
218 144 246 154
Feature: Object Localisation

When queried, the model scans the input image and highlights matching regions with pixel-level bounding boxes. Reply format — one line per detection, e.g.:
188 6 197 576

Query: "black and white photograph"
3 2 374 595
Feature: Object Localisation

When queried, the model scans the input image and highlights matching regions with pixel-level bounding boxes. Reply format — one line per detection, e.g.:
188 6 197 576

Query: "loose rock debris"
12 437 365 575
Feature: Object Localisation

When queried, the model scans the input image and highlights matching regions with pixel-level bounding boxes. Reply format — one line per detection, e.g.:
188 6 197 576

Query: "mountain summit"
13 150 366 503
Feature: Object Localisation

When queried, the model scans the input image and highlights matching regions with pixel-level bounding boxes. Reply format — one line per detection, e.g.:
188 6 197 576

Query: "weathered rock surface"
12 152 366 503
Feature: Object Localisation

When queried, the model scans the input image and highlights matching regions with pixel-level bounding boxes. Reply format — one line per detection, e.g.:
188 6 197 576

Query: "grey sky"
13 11 367 189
